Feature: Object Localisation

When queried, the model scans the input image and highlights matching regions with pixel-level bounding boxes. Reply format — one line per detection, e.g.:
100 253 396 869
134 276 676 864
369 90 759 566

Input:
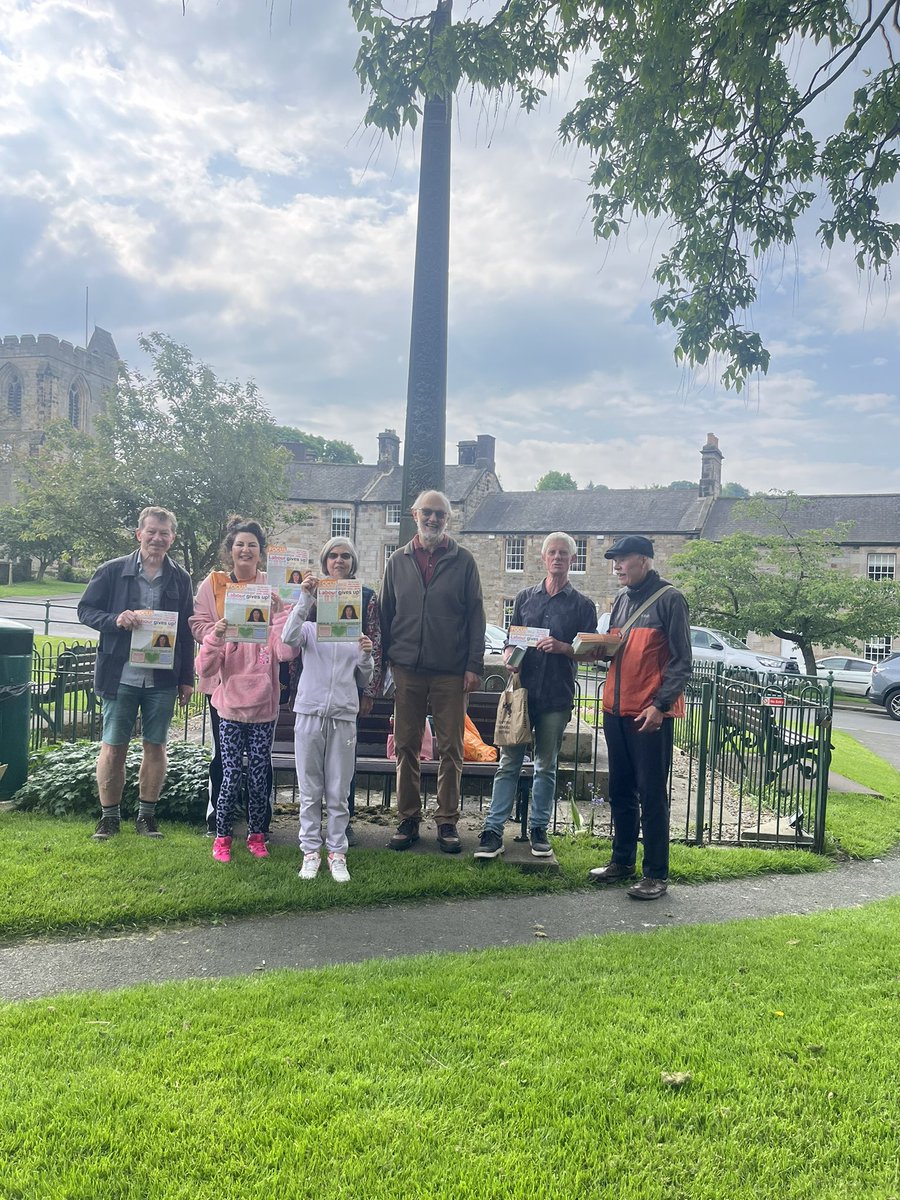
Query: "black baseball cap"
604 535 654 559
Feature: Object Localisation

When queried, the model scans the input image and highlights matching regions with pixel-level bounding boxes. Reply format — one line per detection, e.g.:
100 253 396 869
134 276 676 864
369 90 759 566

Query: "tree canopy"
271 425 361 464
535 470 578 491
670 495 900 673
350 1 900 389
7 334 291 583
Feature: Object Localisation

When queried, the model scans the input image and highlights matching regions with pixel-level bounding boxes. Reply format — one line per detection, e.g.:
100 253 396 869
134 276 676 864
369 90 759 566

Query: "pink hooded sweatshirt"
196 608 296 724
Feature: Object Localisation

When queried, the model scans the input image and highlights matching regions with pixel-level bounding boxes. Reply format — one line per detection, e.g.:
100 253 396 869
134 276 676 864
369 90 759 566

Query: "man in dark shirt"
474 532 597 860
587 535 691 900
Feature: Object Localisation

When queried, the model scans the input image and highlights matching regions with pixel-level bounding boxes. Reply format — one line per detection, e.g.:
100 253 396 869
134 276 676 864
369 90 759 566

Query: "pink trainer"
213 836 232 863
247 833 269 859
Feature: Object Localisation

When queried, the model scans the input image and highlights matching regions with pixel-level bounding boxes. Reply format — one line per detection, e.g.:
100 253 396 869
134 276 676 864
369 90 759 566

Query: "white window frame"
330 507 351 539
868 553 896 582
505 536 525 573
502 598 516 627
385 503 401 526
864 636 893 662
383 542 398 570
571 537 587 574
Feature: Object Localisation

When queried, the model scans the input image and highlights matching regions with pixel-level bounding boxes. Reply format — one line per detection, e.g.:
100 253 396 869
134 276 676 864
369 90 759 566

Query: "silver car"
815 656 874 696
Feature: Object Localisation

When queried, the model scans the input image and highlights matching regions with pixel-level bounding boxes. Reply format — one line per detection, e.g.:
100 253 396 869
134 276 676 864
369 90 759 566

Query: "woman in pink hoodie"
196 563 296 865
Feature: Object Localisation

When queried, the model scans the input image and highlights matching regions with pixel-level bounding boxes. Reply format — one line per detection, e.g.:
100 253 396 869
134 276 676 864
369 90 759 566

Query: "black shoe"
473 829 504 859
389 818 420 850
587 861 636 883
91 812 120 841
346 823 358 848
627 877 668 900
437 823 462 854
529 827 552 857
135 812 164 838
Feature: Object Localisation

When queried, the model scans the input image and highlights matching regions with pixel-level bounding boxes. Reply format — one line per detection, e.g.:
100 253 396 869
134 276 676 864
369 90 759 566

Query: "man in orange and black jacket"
588 535 691 900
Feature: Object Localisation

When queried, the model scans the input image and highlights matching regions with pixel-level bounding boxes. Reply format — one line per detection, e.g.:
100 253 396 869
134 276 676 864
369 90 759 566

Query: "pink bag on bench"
387 718 435 761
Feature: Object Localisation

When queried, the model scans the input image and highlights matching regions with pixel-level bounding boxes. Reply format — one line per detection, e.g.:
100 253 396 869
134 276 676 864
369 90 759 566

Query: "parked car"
690 626 797 679
814 656 874 696
485 623 507 655
870 653 900 721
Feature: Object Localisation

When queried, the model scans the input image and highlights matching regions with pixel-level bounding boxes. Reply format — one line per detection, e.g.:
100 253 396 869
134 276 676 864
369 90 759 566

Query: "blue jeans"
483 707 570 834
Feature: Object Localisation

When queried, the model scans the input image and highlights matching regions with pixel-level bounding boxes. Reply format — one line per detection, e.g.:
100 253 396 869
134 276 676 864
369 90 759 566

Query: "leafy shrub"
13 740 211 822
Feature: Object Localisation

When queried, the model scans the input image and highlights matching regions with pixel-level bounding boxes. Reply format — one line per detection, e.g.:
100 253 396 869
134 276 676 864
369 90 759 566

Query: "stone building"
284 429 898 661
278 429 500 583
0 328 119 504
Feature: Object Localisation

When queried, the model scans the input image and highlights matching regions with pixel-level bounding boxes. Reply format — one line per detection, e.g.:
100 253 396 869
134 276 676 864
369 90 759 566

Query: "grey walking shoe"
473 829 504 859
135 813 164 838
91 812 120 841
529 827 552 857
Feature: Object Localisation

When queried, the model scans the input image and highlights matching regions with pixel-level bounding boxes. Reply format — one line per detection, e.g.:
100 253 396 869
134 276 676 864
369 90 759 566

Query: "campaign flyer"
267 546 310 602
316 579 363 642
224 583 271 644
129 609 178 668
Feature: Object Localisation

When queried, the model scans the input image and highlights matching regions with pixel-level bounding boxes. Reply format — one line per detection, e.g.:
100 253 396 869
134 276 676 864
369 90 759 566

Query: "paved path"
2 851 898 1002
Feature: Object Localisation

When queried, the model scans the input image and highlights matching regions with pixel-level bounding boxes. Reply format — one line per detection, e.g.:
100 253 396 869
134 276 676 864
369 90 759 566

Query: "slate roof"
702 495 900 545
286 462 491 505
462 489 712 535
87 327 119 359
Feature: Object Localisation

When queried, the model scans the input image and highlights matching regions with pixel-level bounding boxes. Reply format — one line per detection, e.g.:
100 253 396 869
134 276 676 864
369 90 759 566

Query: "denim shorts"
101 685 178 746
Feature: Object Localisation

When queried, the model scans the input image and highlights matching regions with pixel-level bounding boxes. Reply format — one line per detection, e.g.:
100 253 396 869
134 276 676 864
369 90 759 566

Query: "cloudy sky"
1 0 897 493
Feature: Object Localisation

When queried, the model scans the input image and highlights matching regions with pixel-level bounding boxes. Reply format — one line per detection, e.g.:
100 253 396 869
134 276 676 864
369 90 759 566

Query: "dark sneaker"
389 818 420 851
345 823 358 848
529 827 552 857
627 877 668 901
473 829 504 859
91 812 120 841
437 823 461 854
587 861 636 883
135 813 164 839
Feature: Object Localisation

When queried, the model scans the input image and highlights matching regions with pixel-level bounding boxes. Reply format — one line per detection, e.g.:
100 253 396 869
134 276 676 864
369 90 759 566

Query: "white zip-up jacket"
280 593 374 721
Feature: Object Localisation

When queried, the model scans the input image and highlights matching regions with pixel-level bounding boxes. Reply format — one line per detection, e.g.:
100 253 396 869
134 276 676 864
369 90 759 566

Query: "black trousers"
205 701 273 835
603 713 673 879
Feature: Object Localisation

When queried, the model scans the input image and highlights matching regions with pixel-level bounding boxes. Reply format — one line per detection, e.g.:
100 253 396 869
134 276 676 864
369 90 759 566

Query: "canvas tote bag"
493 674 531 747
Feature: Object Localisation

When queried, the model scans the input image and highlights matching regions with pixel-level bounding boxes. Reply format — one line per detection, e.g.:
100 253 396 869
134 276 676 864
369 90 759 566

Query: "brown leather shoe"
389 818 420 850
627 877 668 900
587 861 636 883
437 823 461 854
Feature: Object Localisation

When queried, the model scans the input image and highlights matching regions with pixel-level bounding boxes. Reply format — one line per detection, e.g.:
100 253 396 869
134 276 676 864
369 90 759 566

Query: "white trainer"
328 852 351 883
299 851 321 880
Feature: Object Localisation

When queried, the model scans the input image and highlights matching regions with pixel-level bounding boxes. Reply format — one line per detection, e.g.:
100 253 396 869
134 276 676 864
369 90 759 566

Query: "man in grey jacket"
380 489 486 853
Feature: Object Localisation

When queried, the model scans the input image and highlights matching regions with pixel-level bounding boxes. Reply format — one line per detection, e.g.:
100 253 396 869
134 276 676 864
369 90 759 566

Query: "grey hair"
541 531 577 556
319 536 359 577
412 489 452 517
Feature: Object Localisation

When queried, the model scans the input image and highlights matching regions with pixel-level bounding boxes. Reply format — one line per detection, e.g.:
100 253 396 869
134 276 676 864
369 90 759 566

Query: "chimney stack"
457 439 477 466
377 429 401 469
474 434 496 472
699 432 723 498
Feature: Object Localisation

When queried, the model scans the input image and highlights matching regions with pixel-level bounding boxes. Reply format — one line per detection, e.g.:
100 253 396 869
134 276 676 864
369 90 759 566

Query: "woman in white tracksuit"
280 573 373 883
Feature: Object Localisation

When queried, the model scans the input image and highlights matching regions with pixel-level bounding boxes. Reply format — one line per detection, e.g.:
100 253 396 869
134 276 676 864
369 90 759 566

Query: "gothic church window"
6 375 22 418
68 382 82 428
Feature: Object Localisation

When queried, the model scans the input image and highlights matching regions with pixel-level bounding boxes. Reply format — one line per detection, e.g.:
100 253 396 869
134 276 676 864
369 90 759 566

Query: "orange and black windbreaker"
603 571 692 719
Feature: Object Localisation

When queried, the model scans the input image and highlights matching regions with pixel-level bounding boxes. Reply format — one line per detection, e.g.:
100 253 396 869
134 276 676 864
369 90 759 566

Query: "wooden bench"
32 644 98 739
719 697 821 786
271 690 535 835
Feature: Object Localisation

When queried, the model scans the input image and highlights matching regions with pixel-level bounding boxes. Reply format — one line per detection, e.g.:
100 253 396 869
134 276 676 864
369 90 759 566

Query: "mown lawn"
1 899 899 1199
826 730 900 857
0 811 829 941
0 580 86 598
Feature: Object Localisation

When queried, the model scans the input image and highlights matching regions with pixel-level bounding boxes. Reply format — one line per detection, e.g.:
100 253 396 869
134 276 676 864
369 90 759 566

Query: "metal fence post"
693 678 712 845
43 600 51 637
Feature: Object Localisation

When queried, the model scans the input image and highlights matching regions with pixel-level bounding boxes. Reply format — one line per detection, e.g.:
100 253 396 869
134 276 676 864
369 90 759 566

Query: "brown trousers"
391 663 466 825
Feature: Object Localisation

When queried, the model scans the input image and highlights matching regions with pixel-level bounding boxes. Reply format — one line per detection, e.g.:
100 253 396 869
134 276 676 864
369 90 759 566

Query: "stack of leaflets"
129 609 178 669
316 579 363 641
267 546 310 603
572 631 623 657
506 625 550 669
224 583 271 644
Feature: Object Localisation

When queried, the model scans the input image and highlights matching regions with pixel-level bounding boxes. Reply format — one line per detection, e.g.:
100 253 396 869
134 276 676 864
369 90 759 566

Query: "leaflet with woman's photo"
267 546 310 602
316 579 362 641
224 583 271 643
508 625 550 647
129 609 178 668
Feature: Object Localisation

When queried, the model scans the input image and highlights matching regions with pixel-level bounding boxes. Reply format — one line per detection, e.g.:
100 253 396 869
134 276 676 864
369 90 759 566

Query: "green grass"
2 900 899 1199
0 811 829 941
0 580 86 598
826 730 900 857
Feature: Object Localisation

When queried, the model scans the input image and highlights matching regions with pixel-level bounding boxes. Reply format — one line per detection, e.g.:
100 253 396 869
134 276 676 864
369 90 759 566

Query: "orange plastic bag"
463 713 498 762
